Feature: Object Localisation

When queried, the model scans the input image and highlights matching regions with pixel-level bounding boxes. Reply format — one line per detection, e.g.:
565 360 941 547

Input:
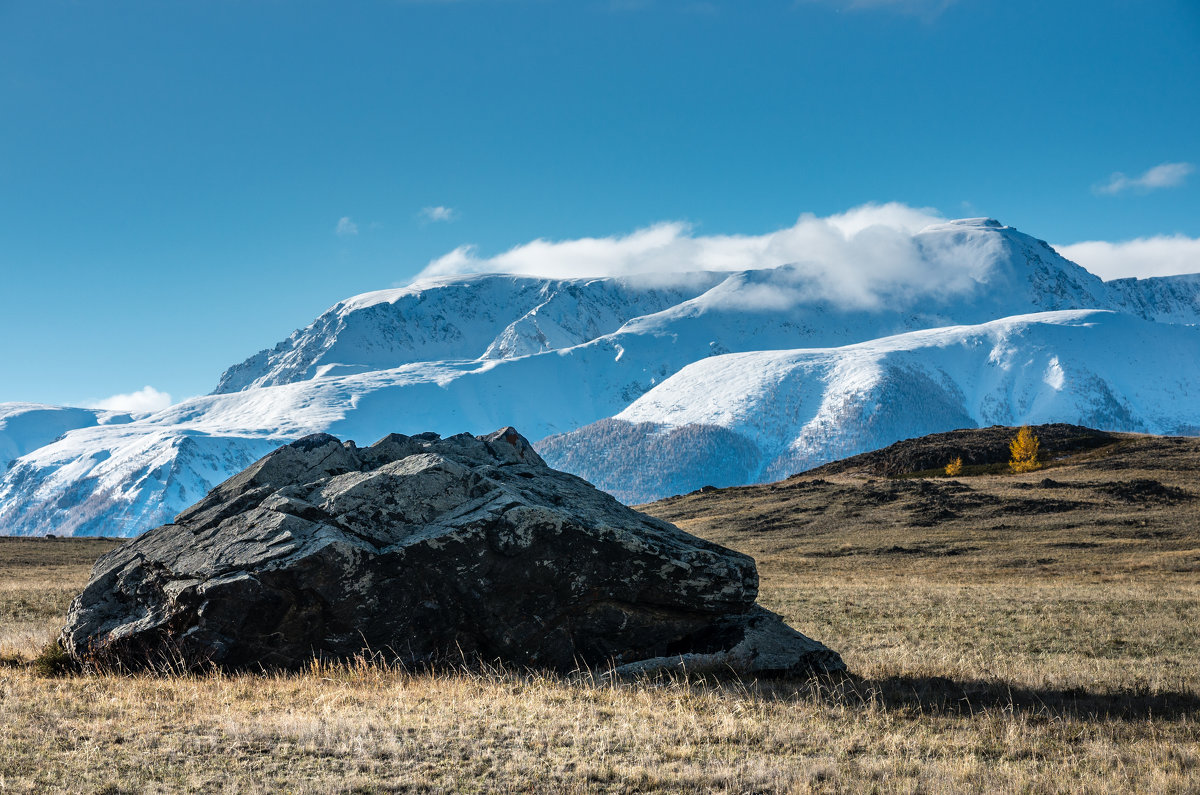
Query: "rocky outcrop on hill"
60 427 843 676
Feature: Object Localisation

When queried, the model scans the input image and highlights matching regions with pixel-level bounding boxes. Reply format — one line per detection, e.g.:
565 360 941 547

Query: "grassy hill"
1 424 1197 792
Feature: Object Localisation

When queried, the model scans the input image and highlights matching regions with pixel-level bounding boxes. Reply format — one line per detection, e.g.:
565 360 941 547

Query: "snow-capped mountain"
215 219 1187 397
537 310 1200 503
3 218 1200 535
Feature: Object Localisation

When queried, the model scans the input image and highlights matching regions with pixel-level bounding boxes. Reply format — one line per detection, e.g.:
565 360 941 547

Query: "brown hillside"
641 425 1200 569
803 422 1117 477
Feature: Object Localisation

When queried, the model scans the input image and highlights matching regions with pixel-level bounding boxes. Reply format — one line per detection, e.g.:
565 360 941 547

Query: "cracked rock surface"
61 427 844 675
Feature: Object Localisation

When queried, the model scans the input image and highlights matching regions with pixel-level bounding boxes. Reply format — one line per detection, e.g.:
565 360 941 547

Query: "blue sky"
2 0 1197 409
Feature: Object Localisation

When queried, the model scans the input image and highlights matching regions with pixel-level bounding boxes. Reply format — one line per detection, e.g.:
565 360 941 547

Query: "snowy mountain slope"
4 217 1200 536
14 304 1196 535
0 346 691 535
538 311 1200 503
601 219 1151 361
0 403 133 472
459 220 1196 417
0 427 281 537
219 218 1200 405
213 273 721 393
0 354 623 536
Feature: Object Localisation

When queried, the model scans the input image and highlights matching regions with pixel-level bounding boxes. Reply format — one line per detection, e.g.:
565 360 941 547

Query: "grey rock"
607 606 843 678
60 427 844 675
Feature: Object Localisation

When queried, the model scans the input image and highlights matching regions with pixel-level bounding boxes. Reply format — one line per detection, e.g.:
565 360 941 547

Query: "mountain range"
3 217 1199 535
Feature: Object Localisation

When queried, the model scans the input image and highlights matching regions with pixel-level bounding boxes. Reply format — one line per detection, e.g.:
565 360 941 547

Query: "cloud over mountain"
419 202 941 280
1055 235 1200 280
416 203 1017 309
88 386 173 414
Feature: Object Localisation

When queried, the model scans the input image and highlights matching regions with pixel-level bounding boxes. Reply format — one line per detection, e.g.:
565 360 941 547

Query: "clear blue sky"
2 0 1198 408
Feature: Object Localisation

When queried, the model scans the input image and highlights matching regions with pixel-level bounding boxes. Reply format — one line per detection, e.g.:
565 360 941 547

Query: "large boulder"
61 427 843 675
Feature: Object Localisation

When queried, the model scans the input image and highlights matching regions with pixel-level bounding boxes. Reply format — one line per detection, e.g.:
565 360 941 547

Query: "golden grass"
2 440 1199 793
0 538 117 663
2 650 1196 793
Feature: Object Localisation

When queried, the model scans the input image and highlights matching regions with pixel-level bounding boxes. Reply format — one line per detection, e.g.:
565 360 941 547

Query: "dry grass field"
2 429 1198 793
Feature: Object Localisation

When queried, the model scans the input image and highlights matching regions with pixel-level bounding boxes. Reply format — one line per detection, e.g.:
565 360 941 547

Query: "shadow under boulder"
60 427 843 676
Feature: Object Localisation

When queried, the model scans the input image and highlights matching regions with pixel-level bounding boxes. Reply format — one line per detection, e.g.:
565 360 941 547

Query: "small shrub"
32 641 76 677
1009 426 1042 473
944 457 963 477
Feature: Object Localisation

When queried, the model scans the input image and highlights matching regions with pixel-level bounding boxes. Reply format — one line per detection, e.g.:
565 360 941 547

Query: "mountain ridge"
3 217 1200 536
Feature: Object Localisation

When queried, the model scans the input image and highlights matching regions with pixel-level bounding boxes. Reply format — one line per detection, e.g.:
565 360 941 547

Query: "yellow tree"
1009 426 1041 473
944 457 963 476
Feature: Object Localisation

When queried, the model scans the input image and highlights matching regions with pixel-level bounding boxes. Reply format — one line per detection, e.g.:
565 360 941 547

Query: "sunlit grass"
2 653 1197 793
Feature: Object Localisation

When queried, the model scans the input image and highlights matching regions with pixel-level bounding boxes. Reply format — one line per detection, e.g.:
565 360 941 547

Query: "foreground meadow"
2 435 1198 792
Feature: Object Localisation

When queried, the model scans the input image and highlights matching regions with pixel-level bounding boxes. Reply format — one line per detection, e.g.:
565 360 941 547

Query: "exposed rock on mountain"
1108 273 1200 324
60 428 843 676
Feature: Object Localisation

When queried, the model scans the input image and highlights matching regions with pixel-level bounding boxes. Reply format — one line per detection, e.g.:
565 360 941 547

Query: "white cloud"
335 216 359 236
89 386 173 414
1095 162 1194 196
1055 236 1200 280
420 206 458 223
410 202 1034 310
